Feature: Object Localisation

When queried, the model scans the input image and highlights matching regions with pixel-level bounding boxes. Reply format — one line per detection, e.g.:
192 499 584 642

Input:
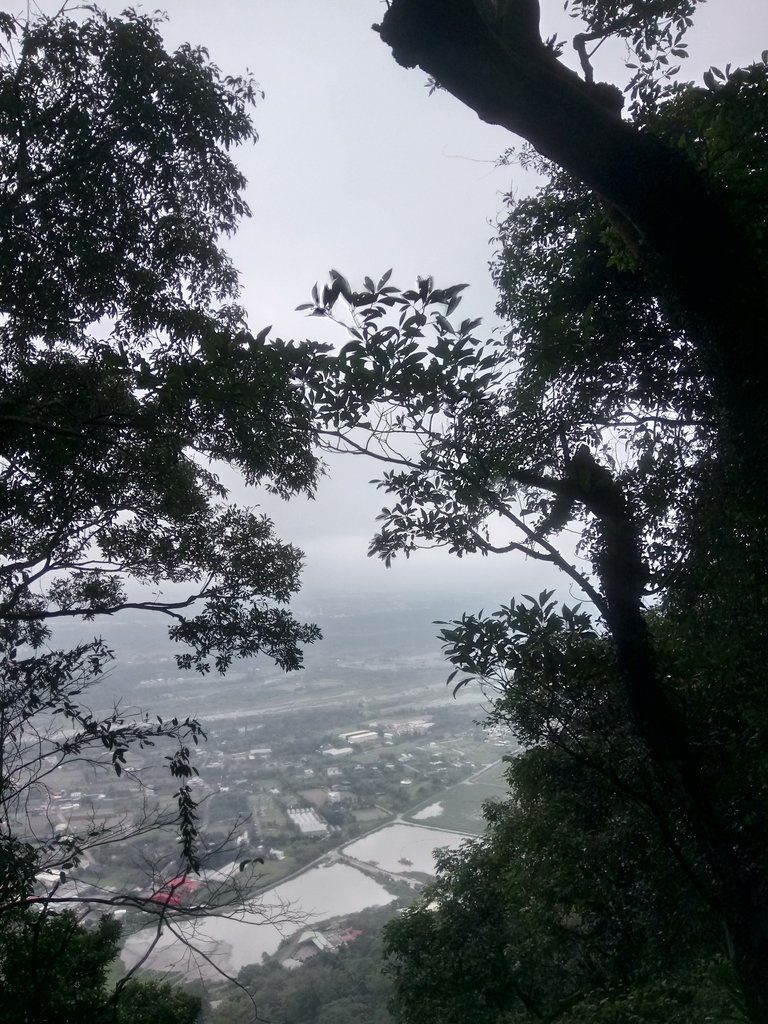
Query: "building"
150 876 202 906
287 807 328 836
341 730 379 746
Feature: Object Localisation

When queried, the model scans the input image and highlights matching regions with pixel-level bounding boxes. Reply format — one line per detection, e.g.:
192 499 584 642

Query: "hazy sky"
35 0 768 611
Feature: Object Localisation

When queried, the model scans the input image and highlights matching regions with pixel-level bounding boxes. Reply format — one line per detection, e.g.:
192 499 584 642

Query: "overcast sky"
37 0 768 611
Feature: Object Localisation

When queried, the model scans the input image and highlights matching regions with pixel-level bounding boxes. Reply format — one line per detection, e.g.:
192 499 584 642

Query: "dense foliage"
384 596 739 1023
2 1 767 1020
0 909 200 1024
0 3 318 936
293 2 768 1019
208 904 397 1024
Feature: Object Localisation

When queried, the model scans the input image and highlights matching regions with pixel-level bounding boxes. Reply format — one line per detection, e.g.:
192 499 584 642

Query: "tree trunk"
377 3 768 1016
591 481 768 1024
378 0 768 495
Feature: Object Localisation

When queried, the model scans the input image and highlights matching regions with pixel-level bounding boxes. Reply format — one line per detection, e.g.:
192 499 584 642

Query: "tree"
0 3 319 941
300 262 764 1015
210 903 397 1024
112 977 202 1024
296 34 768 1008
376 1 768 485
0 908 201 1024
336 2 768 1017
385 757 735 1023
383 592 753 1022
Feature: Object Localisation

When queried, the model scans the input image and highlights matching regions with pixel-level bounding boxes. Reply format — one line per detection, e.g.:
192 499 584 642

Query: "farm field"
404 760 509 834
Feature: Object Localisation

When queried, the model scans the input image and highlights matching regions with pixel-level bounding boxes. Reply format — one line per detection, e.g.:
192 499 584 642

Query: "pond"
122 860 395 979
121 824 472 978
343 822 469 875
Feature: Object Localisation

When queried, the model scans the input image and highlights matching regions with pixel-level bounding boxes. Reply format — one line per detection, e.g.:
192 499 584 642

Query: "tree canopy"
0 3 319 936
2 2 767 1020
210 904 397 1024
377 0 768 494
0 909 201 1024
0 6 320 676
287 2 768 1019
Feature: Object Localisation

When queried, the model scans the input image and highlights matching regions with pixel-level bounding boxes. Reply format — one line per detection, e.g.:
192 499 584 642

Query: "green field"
405 764 508 834
250 855 300 887
248 790 287 829
469 758 509 787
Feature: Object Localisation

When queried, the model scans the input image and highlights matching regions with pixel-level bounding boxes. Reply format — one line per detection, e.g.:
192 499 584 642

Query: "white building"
287 807 328 836
343 730 379 746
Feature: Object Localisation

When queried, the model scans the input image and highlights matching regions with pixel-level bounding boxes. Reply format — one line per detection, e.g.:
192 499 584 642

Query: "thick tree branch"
377 0 768 474
560 449 768 998
1 596 203 622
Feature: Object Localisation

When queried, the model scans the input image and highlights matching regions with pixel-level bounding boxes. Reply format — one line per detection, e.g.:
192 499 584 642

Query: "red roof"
150 891 182 906
151 876 202 905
